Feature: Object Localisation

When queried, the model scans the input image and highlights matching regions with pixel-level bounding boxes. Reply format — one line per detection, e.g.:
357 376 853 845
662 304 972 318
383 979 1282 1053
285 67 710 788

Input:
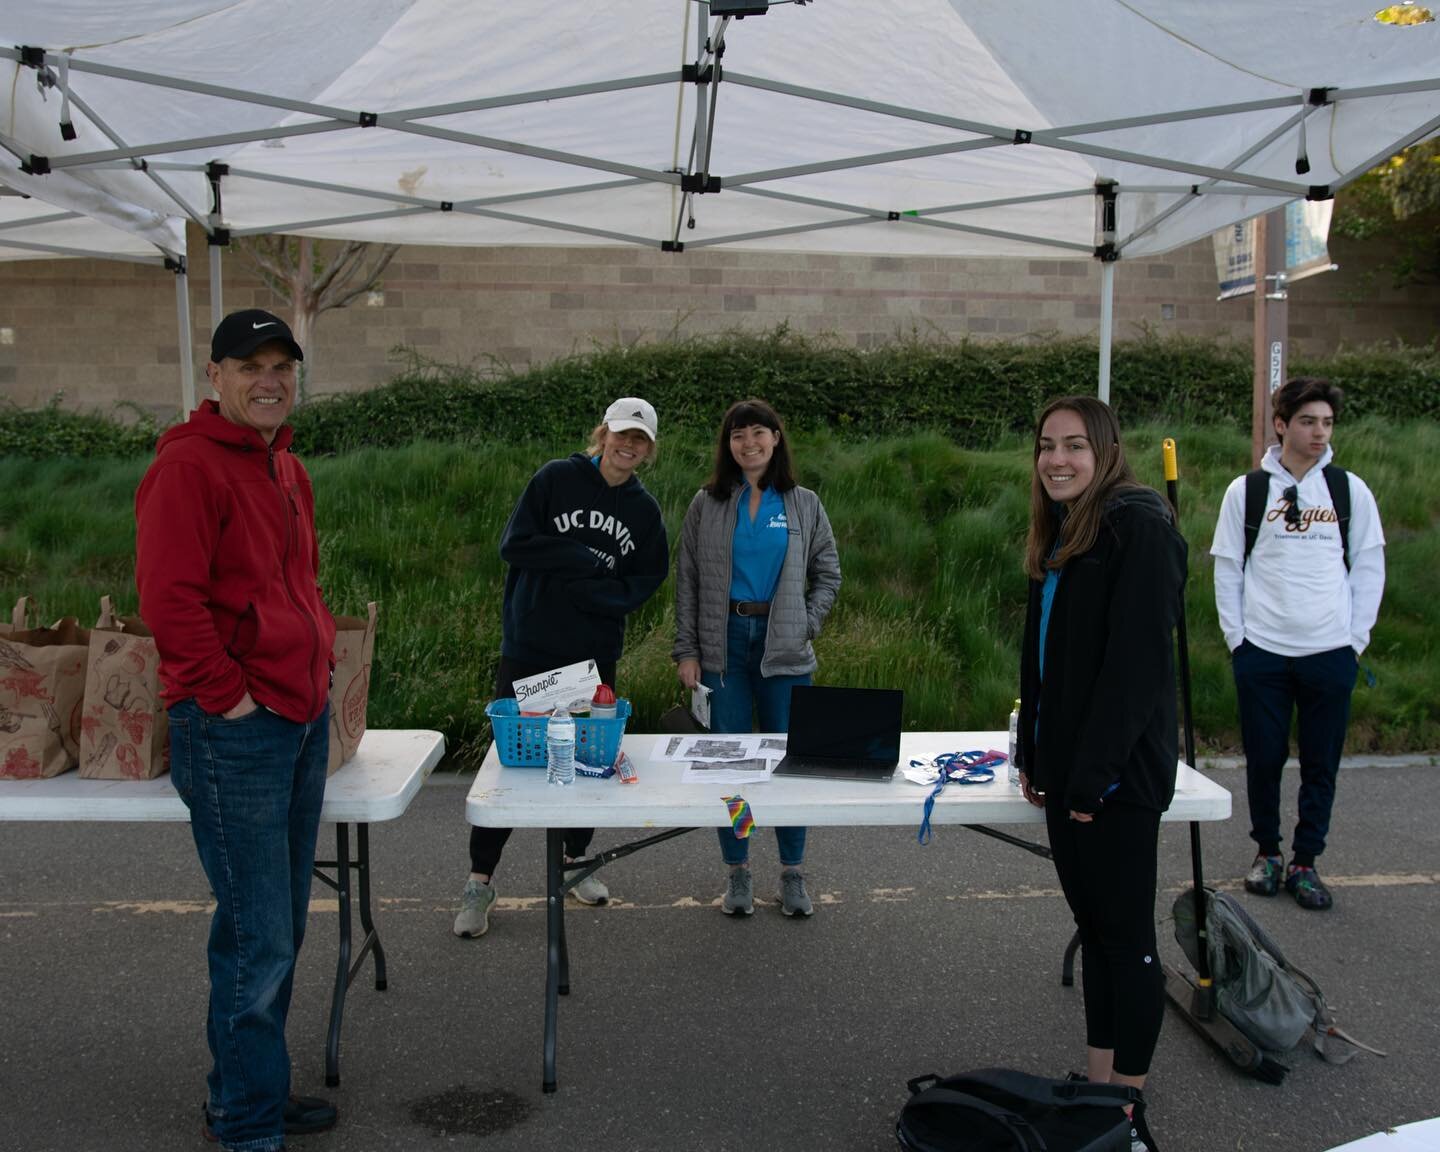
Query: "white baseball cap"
604 397 658 442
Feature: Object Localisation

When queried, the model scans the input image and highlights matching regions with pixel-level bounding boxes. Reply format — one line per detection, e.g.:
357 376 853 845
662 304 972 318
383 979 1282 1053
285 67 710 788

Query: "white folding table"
467 730 1231 1092
0 728 446 1086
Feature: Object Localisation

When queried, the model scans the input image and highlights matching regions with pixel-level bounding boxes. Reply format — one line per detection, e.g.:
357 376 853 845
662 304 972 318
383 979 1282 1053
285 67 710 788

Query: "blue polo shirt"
729 484 788 603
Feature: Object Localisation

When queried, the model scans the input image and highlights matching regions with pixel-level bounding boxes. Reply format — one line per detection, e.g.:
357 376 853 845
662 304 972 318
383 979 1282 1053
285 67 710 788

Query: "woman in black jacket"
452 398 669 940
1016 396 1186 1142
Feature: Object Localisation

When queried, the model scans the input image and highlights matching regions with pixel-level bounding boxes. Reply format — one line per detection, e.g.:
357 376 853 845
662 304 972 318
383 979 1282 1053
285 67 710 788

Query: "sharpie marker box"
512 660 602 716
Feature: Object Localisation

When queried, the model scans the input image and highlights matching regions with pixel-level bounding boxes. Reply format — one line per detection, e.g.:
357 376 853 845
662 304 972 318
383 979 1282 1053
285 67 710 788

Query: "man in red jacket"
136 309 338 1152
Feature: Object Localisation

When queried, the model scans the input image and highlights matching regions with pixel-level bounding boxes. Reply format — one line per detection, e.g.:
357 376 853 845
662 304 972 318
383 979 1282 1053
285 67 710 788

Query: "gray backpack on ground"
1172 887 1383 1063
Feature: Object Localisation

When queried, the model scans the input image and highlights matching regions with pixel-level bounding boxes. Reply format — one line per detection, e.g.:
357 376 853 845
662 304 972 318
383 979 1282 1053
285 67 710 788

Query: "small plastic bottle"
547 705 575 787
590 683 618 720
1007 698 1021 787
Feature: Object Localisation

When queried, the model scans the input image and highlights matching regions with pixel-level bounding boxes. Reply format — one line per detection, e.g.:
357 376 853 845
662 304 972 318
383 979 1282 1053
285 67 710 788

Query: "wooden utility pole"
1251 208 1289 467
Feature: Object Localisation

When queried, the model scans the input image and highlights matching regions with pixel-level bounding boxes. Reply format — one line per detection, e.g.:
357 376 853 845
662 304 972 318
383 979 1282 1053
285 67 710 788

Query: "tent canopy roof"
3 1 1439 262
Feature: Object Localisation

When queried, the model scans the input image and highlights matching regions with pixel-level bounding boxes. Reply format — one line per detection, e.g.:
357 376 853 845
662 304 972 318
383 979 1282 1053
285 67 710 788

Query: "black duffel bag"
896 1068 1151 1151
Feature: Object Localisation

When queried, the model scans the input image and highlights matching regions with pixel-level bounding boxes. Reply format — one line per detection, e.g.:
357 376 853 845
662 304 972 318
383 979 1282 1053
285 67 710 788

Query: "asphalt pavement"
2 757 1437 1152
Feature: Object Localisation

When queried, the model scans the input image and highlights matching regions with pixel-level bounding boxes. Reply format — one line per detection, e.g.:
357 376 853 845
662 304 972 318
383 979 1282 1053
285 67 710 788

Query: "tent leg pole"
209 244 224 331
1098 260 1115 404
175 262 196 416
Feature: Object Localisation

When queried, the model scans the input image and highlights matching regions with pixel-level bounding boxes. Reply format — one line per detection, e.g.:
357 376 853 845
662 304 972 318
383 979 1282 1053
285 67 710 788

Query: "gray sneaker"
565 867 609 905
453 878 496 938
722 867 754 915
780 869 814 917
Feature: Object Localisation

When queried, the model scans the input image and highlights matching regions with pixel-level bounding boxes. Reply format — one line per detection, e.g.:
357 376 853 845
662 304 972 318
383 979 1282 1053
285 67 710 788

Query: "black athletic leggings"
1044 797 1165 1077
469 655 616 878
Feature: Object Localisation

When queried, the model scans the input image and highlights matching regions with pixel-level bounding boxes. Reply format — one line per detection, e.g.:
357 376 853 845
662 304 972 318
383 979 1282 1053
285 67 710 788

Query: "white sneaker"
566 867 609 905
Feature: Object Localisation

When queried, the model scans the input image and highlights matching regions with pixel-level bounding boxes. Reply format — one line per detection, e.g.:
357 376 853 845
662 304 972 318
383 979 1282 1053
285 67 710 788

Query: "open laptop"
772 686 903 782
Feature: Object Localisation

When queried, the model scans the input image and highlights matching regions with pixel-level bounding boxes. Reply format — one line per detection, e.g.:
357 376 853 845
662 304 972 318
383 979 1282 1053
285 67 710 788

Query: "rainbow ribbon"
723 795 755 839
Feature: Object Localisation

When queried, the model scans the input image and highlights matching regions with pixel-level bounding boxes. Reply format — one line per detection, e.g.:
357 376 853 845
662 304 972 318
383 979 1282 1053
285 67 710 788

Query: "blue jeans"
1232 641 1357 861
168 699 330 1152
702 612 810 868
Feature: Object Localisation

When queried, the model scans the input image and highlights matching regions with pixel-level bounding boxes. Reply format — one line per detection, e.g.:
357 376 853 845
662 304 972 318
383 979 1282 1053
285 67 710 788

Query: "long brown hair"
1023 396 1145 580
703 398 797 499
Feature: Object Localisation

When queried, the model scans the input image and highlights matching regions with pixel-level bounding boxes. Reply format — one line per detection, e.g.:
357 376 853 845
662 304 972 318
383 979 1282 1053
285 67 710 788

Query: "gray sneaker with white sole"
453 878 497 938
722 867 754 915
780 869 814 917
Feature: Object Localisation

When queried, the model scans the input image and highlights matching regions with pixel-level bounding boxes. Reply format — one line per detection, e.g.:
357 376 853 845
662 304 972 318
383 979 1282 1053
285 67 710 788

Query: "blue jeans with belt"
168 698 330 1152
702 610 810 867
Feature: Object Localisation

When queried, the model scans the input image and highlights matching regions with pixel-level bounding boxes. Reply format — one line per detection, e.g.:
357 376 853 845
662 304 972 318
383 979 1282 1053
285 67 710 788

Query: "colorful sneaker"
453 878 496 938
1285 864 1334 911
565 867 609 905
722 867 754 916
1243 854 1284 897
780 869 814 917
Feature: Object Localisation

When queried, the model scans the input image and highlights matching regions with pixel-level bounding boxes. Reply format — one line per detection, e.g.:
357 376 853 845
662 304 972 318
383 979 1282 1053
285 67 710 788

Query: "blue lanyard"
915 750 1004 844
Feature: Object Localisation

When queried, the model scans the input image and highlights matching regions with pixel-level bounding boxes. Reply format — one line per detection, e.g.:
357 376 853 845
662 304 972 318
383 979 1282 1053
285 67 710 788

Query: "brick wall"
1 223 1436 418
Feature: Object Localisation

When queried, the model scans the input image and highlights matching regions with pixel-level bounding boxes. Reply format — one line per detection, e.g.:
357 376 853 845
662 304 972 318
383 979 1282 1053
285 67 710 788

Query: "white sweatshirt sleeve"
1210 476 1248 653
1214 554 1246 653
1345 473 1386 655
1348 545 1385 654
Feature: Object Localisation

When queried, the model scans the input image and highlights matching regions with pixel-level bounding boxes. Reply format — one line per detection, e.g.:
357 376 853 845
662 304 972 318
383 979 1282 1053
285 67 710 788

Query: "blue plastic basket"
486 697 632 768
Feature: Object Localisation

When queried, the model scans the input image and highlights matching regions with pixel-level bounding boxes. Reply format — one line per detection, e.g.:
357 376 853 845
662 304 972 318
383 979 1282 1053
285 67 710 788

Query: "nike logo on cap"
632 409 643 417
252 321 277 330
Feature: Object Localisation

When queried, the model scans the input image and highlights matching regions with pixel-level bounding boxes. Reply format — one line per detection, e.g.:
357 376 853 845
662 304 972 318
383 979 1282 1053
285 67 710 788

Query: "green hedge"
0 398 163 459
5 329 1439 459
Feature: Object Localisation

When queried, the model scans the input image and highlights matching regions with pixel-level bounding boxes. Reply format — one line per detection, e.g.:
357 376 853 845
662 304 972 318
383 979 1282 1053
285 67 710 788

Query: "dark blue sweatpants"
1232 640 1358 861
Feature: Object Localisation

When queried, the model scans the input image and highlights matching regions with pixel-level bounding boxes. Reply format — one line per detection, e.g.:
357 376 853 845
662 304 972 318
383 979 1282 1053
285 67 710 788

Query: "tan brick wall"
1 223 1435 418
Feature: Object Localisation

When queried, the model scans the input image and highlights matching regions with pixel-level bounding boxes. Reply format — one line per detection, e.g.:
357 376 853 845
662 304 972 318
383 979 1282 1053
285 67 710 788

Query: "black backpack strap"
1242 469 1269 568
1323 464 1351 571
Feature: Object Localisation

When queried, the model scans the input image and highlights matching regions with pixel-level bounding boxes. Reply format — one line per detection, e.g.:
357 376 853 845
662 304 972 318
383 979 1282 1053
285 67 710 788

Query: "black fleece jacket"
1017 487 1188 814
499 454 668 667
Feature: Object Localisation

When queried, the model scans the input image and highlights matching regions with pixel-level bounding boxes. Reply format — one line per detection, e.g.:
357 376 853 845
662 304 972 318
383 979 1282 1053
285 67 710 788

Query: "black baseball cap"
210 309 304 363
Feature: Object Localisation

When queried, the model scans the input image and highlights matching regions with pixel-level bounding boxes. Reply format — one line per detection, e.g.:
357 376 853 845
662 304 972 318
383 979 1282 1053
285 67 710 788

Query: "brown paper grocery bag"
327 602 377 776
78 597 169 781
0 596 35 638
0 617 88 778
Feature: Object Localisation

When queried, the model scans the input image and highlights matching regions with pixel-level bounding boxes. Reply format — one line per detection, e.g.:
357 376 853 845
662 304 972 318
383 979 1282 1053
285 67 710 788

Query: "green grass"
3 419 1436 765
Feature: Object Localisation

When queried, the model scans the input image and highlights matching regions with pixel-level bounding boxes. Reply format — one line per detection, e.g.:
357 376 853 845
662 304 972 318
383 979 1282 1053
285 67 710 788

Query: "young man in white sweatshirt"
1210 377 1386 911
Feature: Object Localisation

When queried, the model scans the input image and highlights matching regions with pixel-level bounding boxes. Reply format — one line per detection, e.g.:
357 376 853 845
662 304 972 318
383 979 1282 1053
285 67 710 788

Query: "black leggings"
468 654 615 878
1044 798 1164 1077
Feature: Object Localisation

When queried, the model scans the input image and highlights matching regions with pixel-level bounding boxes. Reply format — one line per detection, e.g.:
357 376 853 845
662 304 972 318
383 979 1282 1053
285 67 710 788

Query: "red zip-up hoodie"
135 400 335 723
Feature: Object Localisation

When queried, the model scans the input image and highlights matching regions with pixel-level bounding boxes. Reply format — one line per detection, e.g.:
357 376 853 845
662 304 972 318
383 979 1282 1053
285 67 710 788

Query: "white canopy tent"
3 0 1439 404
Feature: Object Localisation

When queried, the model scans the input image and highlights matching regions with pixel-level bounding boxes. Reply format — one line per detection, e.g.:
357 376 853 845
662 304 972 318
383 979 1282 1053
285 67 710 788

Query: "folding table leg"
356 823 387 991
325 823 352 1088
543 827 565 1093
1061 930 1081 987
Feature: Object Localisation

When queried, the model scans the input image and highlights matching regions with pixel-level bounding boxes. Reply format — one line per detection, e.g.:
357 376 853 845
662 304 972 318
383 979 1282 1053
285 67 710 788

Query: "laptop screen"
786 686 903 762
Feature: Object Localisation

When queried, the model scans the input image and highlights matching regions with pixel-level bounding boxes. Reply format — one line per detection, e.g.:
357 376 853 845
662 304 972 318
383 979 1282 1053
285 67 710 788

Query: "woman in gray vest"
673 399 841 917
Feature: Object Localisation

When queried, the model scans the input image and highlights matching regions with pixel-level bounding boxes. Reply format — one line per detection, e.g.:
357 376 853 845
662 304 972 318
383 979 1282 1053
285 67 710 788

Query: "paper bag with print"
0 617 88 779
327 602 377 776
78 597 169 781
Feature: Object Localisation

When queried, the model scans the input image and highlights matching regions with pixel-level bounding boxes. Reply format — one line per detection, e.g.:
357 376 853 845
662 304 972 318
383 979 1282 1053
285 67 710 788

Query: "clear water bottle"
1007 698 1021 788
547 705 575 787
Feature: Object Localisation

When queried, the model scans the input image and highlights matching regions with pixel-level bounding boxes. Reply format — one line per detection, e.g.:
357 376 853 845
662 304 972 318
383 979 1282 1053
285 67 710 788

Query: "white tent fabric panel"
2 1 1438 260
0 180 181 263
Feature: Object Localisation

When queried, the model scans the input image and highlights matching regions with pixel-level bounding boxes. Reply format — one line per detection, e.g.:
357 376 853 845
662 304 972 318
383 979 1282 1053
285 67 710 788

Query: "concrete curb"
1195 753 1439 771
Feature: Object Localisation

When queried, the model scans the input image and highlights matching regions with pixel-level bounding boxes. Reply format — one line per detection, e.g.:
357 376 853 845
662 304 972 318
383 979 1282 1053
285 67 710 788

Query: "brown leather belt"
730 600 770 617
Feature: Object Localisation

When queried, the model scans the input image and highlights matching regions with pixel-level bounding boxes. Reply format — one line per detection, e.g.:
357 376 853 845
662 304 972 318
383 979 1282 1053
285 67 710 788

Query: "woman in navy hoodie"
453 398 668 940
1016 396 1186 1151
